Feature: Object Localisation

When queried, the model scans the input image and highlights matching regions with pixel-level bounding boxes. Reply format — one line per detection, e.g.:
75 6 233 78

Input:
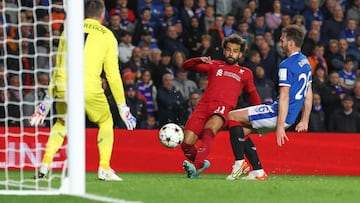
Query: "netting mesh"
0 0 67 192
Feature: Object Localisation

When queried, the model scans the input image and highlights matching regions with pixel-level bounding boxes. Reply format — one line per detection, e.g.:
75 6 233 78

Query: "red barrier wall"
1 127 360 176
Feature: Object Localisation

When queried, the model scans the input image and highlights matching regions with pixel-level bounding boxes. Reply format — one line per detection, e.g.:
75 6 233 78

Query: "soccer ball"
159 123 184 148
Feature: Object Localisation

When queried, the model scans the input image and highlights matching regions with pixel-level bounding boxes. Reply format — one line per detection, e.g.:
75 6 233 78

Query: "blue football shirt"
273 51 312 124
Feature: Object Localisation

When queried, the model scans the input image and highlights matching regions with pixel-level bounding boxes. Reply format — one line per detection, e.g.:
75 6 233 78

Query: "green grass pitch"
1 172 360 203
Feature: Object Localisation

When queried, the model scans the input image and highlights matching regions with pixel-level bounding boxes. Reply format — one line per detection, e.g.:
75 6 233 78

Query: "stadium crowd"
1 0 360 132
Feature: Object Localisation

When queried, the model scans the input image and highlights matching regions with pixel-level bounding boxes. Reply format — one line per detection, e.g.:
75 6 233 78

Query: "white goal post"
0 0 85 196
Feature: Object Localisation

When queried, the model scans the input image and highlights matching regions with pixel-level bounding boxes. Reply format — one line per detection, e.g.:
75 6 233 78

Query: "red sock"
194 129 215 169
181 142 197 162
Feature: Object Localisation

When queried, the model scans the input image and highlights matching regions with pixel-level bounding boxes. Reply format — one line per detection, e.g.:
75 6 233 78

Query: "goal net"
0 0 83 195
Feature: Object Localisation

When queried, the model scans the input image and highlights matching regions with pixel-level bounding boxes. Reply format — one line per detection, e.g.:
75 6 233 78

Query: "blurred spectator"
155 4 179 41
194 0 206 18
348 35 360 75
338 39 358 69
137 69 158 116
138 30 158 50
109 0 136 22
122 47 142 77
8 75 21 126
208 14 225 56
302 0 324 30
321 4 346 43
124 84 147 128
139 115 159 129
312 64 329 93
265 0 282 31
156 73 186 126
339 18 359 49
222 13 236 37
207 0 238 18
308 43 328 75
320 0 337 20
259 42 278 82
236 19 254 49
23 72 49 127
319 71 345 125
160 25 189 57
197 76 208 93
35 9 50 38
308 92 327 132
264 30 275 47
185 90 202 120
199 4 215 34
338 57 356 95
36 33 52 72
253 65 276 104
0 89 7 126
302 28 321 56
250 33 265 52
133 7 155 46
353 80 360 112
346 0 360 27
243 49 261 74
247 0 258 18
241 7 254 26
280 0 305 16
184 16 205 58
170 51 187 76
108 13 123 44
147 48 162 72
137 0 162 23
179 0 195 35
250 13 271 36
151 50 173 88
139 44 151 69
196 34 221 60
273 13 291 42
119 7 136 34
292 14 307 33
325 39 344 72
51 0 65 34
172 68 198 101
118 31 135 65
328 94 360 133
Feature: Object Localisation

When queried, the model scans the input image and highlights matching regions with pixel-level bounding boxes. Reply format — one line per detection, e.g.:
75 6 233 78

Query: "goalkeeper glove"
118 104 137 130
29 95 53 126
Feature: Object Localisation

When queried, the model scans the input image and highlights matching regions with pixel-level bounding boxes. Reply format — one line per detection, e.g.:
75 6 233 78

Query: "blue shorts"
248 104 291 134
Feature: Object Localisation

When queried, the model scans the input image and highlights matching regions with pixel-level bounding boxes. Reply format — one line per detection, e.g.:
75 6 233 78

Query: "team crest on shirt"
239 69 245 74
216 69 223 76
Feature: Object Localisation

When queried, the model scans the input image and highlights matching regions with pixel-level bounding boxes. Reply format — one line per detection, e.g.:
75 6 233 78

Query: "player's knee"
228 111 237 121
183 130 198 145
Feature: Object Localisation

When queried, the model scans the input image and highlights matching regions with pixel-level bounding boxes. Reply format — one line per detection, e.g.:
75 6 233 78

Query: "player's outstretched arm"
295 83 313 132
118 104 137 130
276 86 290 147
29 95 53 126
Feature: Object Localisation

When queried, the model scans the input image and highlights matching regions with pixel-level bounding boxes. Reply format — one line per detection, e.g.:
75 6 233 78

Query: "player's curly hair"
222 34 247 53
281 25 305 48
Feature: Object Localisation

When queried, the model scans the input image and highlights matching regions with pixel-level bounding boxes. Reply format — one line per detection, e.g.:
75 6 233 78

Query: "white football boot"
241 169 268 180
98 167 123 181
226 160 250 180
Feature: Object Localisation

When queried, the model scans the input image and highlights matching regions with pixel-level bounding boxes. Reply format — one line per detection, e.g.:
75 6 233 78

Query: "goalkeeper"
30 0 136 181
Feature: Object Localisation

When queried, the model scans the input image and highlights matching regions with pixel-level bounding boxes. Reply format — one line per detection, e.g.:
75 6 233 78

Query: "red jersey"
183 57 259 109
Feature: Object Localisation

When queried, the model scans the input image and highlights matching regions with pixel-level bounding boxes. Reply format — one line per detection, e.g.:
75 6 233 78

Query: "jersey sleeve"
244 70 261 105
183 57 210 72
103 32 126 105
47 31 67 99
278 61 291 87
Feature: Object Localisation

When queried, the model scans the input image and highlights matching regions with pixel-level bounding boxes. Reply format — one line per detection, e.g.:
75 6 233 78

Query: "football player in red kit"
181 34 262 178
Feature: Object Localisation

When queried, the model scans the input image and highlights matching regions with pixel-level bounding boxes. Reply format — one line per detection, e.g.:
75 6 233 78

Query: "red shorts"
184 101 233 137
